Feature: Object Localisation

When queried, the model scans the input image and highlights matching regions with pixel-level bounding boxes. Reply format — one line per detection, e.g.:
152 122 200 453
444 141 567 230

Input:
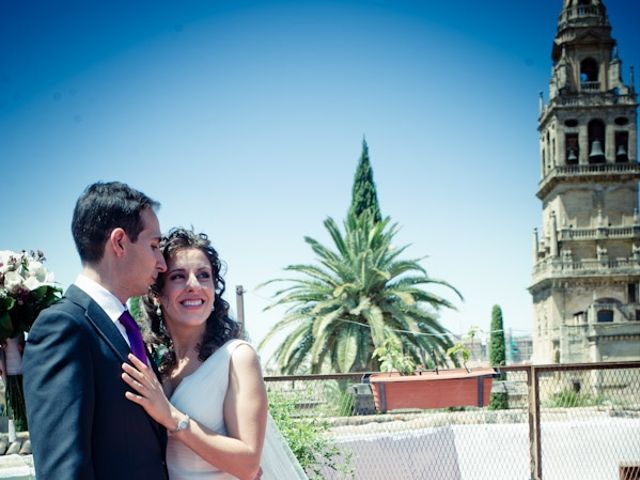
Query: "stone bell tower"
530 0 640 364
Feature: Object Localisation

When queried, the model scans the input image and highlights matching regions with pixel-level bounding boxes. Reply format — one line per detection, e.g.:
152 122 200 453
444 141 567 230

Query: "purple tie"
119 310 147 363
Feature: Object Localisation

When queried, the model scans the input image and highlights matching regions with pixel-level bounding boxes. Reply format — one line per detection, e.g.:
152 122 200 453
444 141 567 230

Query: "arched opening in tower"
615 131 629 163
565 133 579 165
580 58 599 91
588 119 606 163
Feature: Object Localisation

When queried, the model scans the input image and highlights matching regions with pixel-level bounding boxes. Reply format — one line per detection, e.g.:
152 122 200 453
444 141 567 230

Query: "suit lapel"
65 285 130 363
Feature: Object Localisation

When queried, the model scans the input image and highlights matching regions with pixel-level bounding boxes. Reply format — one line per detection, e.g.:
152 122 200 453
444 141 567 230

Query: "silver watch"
170 414 190 434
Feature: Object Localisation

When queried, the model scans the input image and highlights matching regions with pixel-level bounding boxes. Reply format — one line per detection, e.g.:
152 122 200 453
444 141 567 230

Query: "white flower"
27 261 47 283
24 276 43 291
25 259 55 288
0 250 16 274
3 271 23 291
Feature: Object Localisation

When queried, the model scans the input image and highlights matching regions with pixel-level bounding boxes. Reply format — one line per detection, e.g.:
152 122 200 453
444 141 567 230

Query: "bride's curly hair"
142 227 240 375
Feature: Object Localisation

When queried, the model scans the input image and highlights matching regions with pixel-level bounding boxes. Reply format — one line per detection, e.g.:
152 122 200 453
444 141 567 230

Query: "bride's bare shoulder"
229 342 261 373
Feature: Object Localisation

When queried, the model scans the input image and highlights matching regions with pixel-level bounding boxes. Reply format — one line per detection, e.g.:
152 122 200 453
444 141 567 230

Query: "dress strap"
223 338 252 355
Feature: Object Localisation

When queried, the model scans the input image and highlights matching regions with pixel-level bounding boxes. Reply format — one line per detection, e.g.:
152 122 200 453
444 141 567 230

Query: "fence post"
236 285 246 337
527 365 542 479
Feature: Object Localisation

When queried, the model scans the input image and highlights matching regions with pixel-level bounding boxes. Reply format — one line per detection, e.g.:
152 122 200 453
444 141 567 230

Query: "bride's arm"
168 344 268 480
122 346 267 480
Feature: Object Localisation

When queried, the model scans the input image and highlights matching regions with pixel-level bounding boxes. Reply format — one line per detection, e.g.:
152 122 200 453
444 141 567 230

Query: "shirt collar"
74 273 126 322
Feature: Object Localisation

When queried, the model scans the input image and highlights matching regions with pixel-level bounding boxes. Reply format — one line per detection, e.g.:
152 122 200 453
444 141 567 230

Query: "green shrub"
544 388 607 408
489 391 509 410
373 337 416 375
488 306 508 410
268 390 353 479
319 380 355 417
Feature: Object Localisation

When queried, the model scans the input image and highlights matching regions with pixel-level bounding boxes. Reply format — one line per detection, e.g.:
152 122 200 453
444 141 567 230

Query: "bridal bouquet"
0 250 61 340
0 250 61 431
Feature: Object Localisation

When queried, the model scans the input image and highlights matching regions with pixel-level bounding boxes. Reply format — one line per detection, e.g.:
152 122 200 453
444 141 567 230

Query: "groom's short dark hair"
72 181 160 264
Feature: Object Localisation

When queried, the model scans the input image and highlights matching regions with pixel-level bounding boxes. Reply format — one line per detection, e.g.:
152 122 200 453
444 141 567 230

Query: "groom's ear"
109 228 127 257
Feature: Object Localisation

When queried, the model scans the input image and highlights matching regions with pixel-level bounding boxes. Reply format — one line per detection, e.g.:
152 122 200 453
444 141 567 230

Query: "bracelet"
169 413 190 435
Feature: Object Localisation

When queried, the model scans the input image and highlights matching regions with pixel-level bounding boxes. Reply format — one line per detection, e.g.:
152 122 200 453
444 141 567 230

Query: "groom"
24 181 169 479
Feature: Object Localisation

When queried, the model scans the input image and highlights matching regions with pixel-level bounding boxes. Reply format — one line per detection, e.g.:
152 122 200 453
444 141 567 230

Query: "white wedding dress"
167 339 308 479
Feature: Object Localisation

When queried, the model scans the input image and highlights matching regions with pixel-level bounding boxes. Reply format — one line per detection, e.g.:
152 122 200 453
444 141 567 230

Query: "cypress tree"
488 304 509 410
349 138 382 222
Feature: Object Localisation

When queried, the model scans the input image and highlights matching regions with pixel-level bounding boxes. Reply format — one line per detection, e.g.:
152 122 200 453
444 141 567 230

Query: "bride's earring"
156 303 162 318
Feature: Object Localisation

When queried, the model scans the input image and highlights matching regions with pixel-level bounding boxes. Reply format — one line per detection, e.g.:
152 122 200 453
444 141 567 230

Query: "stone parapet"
557 4 608 29
537 163 640 199
531 256 640 286
557 225 640 241
539 93 637 126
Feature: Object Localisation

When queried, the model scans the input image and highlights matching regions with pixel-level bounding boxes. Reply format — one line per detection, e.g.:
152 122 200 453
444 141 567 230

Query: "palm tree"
259 212 462 374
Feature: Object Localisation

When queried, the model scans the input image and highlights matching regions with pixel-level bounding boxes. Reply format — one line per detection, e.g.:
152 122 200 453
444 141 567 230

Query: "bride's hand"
122 353 174 428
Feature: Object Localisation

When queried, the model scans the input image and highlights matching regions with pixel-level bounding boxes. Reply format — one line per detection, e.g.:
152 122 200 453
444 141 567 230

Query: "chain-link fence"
265 361 640 480
531 362 640 480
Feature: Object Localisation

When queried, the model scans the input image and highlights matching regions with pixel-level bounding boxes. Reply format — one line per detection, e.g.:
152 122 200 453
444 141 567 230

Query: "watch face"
170 415 189 434
177 415 189 432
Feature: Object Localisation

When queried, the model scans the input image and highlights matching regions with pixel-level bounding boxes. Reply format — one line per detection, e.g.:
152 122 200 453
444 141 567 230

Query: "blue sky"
2 0 639 363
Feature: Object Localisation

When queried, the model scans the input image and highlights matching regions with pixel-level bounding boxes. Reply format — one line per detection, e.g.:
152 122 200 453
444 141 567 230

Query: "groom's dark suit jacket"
23 285 168 479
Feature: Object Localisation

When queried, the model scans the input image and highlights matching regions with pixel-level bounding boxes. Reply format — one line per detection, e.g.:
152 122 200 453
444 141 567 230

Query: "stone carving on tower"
530 0 640 364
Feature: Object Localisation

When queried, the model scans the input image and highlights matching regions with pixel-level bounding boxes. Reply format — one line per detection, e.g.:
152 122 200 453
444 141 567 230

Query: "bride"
121 228 307 479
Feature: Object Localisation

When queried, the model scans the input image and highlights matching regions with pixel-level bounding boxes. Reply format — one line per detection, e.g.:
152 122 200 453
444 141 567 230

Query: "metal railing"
265 361 640 479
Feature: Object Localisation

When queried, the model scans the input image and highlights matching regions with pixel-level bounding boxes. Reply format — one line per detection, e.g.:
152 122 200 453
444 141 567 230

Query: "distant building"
452 331 532 367
458 335 487 368
530 0 640 363
505 331 533 365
